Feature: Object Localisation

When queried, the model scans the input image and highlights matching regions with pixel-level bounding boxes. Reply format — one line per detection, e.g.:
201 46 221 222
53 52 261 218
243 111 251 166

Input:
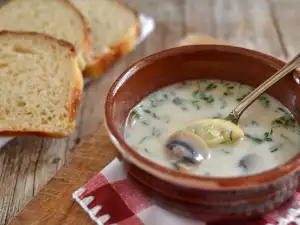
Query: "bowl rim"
105 44 300 191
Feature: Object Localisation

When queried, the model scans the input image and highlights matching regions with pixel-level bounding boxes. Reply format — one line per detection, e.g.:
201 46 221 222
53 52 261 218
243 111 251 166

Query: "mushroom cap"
165 130 211 165
238 154 263 174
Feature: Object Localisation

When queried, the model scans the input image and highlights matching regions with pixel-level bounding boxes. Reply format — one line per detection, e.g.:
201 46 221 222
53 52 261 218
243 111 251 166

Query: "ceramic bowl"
104 45 300 223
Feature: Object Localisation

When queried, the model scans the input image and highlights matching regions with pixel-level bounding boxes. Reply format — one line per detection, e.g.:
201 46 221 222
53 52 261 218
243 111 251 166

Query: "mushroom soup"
124 80 300 177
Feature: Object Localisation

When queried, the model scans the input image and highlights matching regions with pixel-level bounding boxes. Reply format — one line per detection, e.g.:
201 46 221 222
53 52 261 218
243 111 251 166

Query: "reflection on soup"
124 80 300 177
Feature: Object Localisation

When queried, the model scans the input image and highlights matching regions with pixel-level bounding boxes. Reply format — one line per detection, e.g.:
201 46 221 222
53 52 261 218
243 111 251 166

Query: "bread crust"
82 1 141 78
64 0 91 70
0 31 84 137
0 30 77 54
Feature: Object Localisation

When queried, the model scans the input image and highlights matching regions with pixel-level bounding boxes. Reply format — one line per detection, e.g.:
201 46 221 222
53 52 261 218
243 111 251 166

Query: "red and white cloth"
73 158 300 225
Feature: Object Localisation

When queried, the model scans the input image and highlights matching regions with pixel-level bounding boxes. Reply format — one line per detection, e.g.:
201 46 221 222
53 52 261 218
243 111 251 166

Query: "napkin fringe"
73 188 110 225
266 205 300 225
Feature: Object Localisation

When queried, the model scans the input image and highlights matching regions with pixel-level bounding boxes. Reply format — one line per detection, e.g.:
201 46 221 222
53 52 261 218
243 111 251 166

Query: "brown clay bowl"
104 45 300 223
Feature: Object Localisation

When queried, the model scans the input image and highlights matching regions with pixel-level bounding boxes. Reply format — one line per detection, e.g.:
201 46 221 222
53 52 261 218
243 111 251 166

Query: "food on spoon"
125 80 300 177
180 118 244 147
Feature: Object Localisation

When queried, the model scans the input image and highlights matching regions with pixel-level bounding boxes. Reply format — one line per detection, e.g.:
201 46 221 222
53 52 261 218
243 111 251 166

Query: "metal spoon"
226 52 300 124
165 52 300 167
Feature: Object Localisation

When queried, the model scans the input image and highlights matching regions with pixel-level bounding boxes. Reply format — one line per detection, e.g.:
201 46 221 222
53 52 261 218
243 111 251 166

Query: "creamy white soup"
124 80 300 177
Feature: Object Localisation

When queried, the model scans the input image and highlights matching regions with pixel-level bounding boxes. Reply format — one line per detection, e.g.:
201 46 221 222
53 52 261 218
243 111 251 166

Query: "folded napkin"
73 158 300 225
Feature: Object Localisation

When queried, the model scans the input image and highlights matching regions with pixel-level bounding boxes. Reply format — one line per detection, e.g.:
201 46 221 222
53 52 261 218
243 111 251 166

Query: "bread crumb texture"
0 32 82 136
0 0 86 56
71 0 138 62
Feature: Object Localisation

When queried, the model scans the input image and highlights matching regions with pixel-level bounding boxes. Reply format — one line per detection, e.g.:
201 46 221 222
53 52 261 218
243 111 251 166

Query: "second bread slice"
71 0 140 78
0 0 89 70
0 31 83 137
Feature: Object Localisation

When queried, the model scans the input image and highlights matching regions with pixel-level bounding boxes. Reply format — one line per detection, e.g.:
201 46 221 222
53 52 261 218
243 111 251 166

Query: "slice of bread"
0 0 89 70
0 31 83 137
71 0 140 78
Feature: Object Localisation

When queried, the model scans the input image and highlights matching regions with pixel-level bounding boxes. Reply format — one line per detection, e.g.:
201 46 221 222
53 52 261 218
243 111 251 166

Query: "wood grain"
1 0 300 224
8 125 117 225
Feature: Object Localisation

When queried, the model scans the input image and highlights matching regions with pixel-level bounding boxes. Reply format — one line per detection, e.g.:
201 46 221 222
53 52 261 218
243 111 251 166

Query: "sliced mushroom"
165 130 210 168
238 154 263 174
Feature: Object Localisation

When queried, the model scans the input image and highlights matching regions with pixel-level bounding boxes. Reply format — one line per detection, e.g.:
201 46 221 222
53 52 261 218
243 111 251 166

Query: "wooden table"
1 0 300 224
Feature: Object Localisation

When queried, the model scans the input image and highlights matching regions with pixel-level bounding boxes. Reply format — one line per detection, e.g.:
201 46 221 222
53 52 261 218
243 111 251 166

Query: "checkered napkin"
73 158 300 225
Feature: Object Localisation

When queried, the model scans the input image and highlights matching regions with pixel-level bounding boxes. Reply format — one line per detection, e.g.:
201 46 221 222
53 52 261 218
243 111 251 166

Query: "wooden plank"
8 126 116 225
1 0 296 224
269 0 300 60
213 0 285 59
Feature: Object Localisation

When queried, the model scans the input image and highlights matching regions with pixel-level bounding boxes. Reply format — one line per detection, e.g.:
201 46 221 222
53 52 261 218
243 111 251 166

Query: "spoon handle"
227 52 300 124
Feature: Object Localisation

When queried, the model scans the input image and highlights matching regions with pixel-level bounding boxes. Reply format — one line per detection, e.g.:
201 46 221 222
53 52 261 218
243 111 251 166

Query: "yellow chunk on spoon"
180 118 244 147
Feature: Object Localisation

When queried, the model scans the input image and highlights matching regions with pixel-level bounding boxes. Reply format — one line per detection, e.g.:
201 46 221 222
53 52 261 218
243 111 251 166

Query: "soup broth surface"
124 80 300 177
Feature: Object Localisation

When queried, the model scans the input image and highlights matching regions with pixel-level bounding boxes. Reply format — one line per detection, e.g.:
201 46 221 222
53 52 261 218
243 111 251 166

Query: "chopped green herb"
152 127 161 137
149 93 169 107
131 109 141 119
205 95 214 103
223 89 234 96
141 121 149 126
229 131 233 141
236 92 250 102
191 100 201 109
272 115 296 128
270 144 282 153
143 109 160 119
259 96 270 108
172 97 183 105
139 136 150 144
270 147 278 153
277 107 287 113
245 133 263 144
143 109 151 114
220 98 228 109
223 84 235 96
251 121 259 126
193 92 214 103
221 149 231 154
181 107 188 111
153 113 159 119
205 83 217 91
263 129 273 142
